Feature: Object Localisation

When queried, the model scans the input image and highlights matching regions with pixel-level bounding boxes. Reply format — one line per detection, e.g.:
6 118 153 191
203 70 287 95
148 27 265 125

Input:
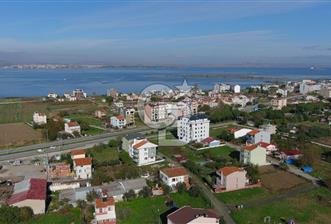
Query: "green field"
87 145 119 163
232 188 331 224
215 188 271 205
69 113 103 126
116 192 211 224
0 100 98 124
25 208 80 224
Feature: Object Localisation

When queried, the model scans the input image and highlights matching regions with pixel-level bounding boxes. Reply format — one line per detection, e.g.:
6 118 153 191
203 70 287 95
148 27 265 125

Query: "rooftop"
95 197 115 208
219 166 242 176
74 157 92 166
71 149 86 156
242 144 258 151
160 167 188 178
167 206 219 224
7 178 47 205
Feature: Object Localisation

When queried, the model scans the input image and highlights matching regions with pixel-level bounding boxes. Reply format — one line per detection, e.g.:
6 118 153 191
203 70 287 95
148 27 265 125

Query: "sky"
0 0 331 66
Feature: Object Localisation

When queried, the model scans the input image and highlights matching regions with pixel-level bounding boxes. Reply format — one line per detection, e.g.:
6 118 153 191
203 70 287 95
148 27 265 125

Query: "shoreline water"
0 67 331 98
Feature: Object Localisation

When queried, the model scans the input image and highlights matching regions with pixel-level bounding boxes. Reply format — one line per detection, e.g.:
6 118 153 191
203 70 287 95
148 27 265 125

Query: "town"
0 78 331 224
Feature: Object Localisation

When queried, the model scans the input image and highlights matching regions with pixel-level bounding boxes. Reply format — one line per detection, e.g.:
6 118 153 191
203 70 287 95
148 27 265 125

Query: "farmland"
0 123 43 148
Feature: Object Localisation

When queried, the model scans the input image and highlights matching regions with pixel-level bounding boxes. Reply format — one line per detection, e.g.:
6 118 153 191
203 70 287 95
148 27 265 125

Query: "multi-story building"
72 89 87 99
232 84 241 93
320 84 331 99
124 108 135 126
111 115 126 128
144 103 167 123
129 138 158 166
215 166 247 192
159 167 189 189
33 112 47 125
213 83 231 93
177 114 210 143
240 144 268 166
271 98 287 110
247 129 271 144
299 80 321 94
73 157 92 179
95 193 116 224
121 133 145 152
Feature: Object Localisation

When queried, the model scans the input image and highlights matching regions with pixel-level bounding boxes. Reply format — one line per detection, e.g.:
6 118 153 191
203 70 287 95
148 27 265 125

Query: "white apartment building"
177 115 210 143
129 138 158 166
320 84 331 98
299 80 321 94
144 103 167 123
232 84 241 93
47 92 58 98
125 108 136 125
213 83 231 93
33 112 47 125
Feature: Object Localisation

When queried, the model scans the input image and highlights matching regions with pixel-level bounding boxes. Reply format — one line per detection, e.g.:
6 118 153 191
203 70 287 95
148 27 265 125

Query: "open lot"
116 192 211 224
0 123 43 147
25 207 80 224
0 163 47 181
232 187 331 224
216 188 271 205
259 166 307 193
0 100 98 124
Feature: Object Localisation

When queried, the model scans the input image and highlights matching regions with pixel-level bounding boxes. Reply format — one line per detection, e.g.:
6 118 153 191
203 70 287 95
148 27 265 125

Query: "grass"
69 113 103 126
87 146 119 163
116 192 211 224
25 208 81 224
231 187 331 224
0 100 98 124
82 127 105 135
209 127 227 139
204 146 237 160
215 187 271 205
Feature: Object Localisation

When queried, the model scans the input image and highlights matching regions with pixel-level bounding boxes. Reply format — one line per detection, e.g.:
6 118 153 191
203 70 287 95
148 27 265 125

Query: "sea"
0 66 331 98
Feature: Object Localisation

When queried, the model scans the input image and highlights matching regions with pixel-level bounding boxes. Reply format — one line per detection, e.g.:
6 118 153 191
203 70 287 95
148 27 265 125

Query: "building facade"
160 167 189 189
177 115 210 143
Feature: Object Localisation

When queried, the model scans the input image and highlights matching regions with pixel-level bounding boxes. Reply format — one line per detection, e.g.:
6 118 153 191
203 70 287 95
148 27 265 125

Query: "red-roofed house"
111 115 126 128
129 138 158 166
215 166 247 192
240 144 268 166
7 178 47 214
64 121 81 134
258 142 278 155
201 137 220 147
95 193 116 224
73 157 92 179
281 149 303 160
71 149 86 159
160 167 189 189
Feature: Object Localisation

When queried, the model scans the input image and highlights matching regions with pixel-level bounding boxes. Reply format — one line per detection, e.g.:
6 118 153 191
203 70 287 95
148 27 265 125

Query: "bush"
189 185 200 197
138 186 152 198
123 189 136 201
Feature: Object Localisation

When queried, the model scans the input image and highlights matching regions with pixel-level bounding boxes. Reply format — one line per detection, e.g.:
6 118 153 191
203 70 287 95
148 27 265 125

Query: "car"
37 149 44 153
50 146 56 150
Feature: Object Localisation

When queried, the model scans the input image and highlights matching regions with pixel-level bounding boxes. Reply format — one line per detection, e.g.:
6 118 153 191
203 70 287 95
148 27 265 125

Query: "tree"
189 185 200 197
108 139 118 148
19 207 33 221
161 184 171 195
245 165 260 184
138 186 152 198
123 189 136 201
106 96 113 105
0 205 21 224
86 190 99 202
176 182 186 194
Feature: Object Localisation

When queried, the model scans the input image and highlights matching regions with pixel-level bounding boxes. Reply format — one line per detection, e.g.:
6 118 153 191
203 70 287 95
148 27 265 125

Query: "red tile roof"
74 157 92 166
242 144 258 151
7 178 47 205
283 149 302 156
67 121 79 127
161 167 188 178
258 142 271 148
71 149 86 156
132 139 148 149
247 129 260 136
219 166 242 176
95 197 115 208
201 137 215 144
116 115 125 120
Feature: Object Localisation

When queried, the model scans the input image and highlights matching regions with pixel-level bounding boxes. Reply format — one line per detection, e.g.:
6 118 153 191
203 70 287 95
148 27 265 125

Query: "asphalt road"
0 126 151 163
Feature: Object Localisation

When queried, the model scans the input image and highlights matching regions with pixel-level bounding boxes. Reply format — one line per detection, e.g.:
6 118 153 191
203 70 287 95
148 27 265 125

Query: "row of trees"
0 205 33 224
